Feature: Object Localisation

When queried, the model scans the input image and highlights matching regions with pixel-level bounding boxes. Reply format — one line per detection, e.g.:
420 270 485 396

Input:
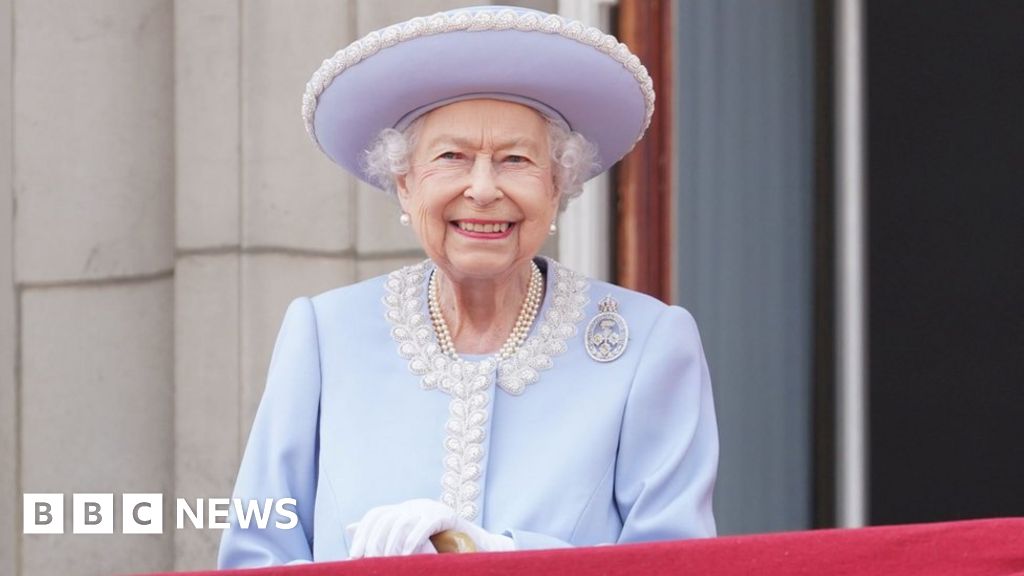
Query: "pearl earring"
549 222 558 235
399 213 411 226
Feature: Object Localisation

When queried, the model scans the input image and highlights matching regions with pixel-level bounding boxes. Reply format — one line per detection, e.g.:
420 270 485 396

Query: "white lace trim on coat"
382 258 589 520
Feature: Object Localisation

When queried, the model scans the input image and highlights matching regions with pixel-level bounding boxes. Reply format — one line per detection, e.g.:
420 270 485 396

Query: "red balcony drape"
144 518 1024 576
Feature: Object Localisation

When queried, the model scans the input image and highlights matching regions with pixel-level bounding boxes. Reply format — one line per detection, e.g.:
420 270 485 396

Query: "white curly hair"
363 115 599 212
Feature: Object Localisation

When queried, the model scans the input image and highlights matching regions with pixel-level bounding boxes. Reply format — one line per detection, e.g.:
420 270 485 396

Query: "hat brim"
304 8 653 188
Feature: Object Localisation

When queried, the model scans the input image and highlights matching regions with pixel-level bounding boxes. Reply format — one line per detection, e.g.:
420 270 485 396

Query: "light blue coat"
218 257 718 567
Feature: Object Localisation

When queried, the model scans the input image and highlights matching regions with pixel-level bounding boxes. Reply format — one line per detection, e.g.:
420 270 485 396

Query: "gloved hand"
347 498 515 558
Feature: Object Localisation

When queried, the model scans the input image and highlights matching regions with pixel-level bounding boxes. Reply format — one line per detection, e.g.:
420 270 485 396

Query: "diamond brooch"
585 295 629 362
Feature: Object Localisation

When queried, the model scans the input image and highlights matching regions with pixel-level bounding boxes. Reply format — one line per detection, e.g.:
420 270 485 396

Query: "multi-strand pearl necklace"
428 262 544 361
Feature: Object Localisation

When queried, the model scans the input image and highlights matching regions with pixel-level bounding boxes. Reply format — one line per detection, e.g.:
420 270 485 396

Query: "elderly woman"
218 5 718 567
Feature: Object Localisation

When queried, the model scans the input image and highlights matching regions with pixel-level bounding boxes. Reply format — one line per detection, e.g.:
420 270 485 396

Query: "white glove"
347 498 515 558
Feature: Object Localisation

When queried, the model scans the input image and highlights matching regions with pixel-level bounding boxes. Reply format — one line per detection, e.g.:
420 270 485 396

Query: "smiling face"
395 99 560 283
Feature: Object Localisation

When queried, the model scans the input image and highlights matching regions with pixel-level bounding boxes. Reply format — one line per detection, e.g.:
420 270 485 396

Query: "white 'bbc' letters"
24 493 299 534
123 493 163 534
73 493 114 534
23 494 64 534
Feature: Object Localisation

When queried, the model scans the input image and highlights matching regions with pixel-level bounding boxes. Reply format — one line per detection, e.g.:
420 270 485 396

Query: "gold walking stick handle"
430 530 477 553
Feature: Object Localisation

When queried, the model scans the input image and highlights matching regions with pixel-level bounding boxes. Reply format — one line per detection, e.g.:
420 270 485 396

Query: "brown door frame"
615 0 673 302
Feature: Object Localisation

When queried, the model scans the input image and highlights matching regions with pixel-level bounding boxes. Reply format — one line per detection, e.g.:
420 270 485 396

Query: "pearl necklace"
428 262 544 361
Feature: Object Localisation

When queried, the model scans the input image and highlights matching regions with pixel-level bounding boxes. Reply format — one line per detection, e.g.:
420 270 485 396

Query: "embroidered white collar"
383 257 589 396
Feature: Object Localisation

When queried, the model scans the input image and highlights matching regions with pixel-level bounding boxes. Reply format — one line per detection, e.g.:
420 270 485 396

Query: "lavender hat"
301 5 654 189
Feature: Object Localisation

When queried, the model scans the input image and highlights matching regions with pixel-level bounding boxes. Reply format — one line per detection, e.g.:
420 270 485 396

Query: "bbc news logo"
23 494 298 534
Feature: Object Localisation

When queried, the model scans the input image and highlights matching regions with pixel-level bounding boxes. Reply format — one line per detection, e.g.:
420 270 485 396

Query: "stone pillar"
237 0 357 439
13 1 175 574
173 0 356 570
0 0 16 573
173 1 242 570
